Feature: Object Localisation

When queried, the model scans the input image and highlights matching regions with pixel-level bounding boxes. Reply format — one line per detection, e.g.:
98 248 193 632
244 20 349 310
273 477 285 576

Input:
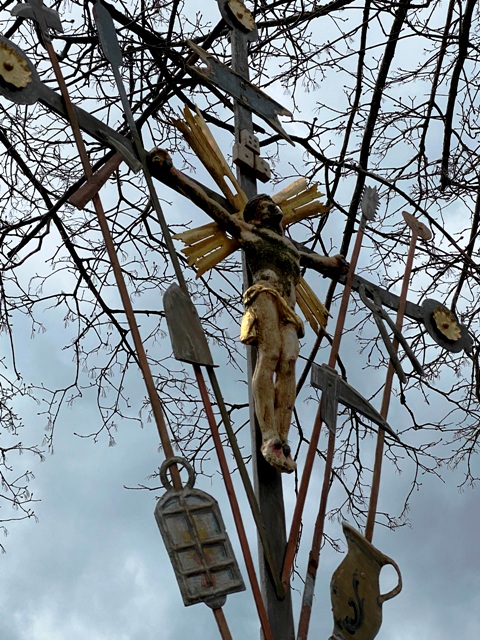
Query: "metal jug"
329 522 402 640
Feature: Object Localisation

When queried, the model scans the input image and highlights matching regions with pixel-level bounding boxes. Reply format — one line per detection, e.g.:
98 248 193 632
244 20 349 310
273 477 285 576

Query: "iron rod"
194 366 274 640
282 216 367 592
42 35 181 488
294 214 369 639
365 214 429 541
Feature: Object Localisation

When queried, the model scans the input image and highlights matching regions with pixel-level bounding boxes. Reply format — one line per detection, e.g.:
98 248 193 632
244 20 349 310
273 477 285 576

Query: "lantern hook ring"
160 456 196 491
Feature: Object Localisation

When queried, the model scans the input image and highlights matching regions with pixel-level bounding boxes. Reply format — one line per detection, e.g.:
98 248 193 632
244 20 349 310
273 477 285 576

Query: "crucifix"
214 10 296 636
2 3 474 640
147 2 346 635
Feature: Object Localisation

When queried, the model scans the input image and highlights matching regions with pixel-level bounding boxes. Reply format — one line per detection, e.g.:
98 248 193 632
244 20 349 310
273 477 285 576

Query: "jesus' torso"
239 226 300 306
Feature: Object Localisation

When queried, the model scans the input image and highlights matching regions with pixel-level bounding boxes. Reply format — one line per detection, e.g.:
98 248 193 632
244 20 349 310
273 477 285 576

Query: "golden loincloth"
240 284 305 345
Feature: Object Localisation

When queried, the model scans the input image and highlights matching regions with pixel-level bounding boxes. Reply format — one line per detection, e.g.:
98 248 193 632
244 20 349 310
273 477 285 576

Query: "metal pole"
212 608 234 640
364 212 431 541
295 196 375 640
231 27 295 640
39 35 181 488
282 202 370 593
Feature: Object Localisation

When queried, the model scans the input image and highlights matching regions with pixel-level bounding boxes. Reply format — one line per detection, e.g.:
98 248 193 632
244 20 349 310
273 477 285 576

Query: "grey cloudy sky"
1 392 479 640
1 224 479 640
1 2 480 639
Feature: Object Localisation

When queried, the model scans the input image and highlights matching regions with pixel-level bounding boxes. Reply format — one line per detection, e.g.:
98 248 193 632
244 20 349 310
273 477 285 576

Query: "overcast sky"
1 220 479 640
1 2 480 640
0 360 479 640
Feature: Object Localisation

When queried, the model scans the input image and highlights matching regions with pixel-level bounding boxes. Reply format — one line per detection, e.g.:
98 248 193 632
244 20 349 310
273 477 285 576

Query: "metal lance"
292 187 383 640
12 0 181 488
281 188 379 594
92 3 273 637
364 212 432 542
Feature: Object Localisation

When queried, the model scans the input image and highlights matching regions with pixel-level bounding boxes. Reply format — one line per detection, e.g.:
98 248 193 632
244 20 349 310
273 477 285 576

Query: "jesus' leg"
250 294 294 472
274 323 299 472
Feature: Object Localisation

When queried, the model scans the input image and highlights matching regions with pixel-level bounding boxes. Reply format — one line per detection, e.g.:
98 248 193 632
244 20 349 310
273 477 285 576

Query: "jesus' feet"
261 438 297 473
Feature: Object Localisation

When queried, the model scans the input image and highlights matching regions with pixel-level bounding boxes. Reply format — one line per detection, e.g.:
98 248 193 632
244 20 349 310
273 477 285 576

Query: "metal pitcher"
329 522 402 640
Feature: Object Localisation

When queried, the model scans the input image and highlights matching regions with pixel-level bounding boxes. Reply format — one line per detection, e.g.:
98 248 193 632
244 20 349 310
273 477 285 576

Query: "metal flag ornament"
360 185 379 223
154 457 245 609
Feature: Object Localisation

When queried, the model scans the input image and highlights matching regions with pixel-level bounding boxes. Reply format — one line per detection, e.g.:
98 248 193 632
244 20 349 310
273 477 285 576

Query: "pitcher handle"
378 556 403 604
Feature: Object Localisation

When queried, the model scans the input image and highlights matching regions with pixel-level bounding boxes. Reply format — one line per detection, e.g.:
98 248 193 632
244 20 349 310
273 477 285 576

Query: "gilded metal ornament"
329 522 402 640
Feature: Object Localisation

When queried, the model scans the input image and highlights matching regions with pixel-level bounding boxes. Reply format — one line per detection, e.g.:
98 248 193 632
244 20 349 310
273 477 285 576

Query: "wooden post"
231 27 295 640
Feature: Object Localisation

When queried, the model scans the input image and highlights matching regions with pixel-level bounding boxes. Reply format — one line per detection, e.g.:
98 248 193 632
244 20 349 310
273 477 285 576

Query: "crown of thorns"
243 194 278 222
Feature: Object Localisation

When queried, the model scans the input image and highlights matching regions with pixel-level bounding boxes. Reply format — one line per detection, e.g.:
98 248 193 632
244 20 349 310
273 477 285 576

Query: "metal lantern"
154 457 245 609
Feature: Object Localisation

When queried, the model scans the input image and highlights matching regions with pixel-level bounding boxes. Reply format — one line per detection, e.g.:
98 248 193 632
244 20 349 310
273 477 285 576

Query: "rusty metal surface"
155 458 245 608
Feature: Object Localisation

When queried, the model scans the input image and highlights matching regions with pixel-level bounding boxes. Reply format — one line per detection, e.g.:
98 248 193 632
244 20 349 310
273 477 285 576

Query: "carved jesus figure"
150 150 348 473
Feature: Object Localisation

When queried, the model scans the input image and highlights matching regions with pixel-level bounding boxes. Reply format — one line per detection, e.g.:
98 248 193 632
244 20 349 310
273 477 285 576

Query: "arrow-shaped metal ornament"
186 41 294 144
310 363 398 439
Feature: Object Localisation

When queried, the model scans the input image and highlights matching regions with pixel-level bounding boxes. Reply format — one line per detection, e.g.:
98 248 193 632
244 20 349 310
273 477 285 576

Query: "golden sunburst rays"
171 105 331 331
